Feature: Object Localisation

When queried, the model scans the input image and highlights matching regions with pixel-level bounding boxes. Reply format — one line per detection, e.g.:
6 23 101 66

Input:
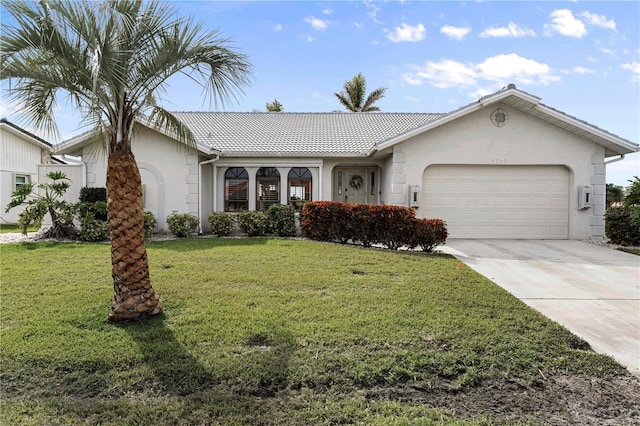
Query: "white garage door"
422 165 569 239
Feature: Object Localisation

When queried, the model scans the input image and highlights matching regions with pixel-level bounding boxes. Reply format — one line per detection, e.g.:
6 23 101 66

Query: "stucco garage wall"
397 104 603 240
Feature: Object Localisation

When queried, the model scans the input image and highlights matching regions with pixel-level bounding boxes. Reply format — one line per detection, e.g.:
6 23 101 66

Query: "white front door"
334 167 377 204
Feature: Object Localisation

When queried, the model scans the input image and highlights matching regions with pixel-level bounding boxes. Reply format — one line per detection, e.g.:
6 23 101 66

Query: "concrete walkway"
440 240 640 376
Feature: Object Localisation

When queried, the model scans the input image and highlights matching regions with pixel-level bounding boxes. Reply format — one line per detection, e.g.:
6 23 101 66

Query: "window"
256 167 280 211
288 167 312 210
15 174 30 191
225 167 249 212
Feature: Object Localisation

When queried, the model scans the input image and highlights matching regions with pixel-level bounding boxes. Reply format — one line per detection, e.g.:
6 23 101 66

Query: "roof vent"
507 83 516 90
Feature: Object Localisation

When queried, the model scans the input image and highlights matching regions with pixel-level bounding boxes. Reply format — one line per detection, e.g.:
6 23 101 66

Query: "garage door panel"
423 165 569 239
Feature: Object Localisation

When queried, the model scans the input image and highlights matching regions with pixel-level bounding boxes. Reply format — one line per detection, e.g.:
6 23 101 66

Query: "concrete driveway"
440 240 640 376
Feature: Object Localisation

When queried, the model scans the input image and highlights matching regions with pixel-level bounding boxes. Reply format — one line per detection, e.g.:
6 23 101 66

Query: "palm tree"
1 0 251 322
266 99 283 112
334 73 387 112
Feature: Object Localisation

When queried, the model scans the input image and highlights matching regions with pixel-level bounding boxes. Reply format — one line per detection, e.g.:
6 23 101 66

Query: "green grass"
0 238 627 425
617 247 640 256
0 223 38 234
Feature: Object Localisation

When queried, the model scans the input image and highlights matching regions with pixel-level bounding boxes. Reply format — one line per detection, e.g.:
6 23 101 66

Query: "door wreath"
349 174 363 190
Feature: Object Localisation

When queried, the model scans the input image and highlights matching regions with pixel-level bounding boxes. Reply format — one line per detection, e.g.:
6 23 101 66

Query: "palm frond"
146 108 196 148
1 0 252 148
334 73 385 112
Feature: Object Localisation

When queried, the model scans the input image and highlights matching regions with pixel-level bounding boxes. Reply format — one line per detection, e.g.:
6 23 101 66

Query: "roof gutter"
604 154 625 165
532 103 638 153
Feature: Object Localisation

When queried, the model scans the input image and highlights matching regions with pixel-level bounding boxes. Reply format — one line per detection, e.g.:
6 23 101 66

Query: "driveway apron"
440 240 640 376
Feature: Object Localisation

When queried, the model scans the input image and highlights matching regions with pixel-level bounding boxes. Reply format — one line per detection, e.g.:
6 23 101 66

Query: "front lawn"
0 223 38 234
1 238 638 425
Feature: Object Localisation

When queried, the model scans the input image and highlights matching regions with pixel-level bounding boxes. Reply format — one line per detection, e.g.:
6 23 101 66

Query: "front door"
334 167 376 204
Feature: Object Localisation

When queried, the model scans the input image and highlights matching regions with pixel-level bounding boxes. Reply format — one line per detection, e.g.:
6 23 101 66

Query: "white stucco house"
0 119 81 224
54 84 638 240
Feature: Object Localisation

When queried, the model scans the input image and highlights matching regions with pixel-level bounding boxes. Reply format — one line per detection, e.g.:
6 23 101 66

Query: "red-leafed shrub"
369 205 416 250
302 202 447 251
301 201 352 242
348 203 376 247
408 218 448 252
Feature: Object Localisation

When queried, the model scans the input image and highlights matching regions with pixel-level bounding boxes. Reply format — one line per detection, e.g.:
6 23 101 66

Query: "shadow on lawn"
123 314 296 397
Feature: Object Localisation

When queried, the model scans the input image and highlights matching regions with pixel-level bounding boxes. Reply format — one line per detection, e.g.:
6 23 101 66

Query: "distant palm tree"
334 73 387 112
1 0 251 322
266 99 284 112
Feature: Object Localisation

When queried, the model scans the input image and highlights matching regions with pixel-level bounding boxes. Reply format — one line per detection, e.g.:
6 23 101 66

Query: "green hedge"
266 204 296 237
301 202 448 251
79 187 107 221
605 206 640 246
208 212 235 236
237 211 269 236
143 211 157 238
166 211 198 238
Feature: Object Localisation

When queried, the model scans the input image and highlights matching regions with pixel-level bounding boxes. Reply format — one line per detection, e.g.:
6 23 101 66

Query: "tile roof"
0 118 53 148
171 112 443 154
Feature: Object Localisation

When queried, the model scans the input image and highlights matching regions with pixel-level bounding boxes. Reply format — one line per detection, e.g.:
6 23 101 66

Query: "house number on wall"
491 159 508 164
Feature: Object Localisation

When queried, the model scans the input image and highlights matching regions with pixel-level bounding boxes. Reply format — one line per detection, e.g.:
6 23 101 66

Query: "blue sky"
1 1 639 186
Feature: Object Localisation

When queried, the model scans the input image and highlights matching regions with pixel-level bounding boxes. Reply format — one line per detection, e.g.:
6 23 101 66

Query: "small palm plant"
5 171 77 239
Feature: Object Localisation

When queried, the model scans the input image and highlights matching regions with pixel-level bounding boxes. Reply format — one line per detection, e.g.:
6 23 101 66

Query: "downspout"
198 155 220 234
81 160 87 187
604 154 625 165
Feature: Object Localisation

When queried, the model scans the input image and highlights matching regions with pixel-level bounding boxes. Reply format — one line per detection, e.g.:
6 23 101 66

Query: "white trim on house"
376 86 638 157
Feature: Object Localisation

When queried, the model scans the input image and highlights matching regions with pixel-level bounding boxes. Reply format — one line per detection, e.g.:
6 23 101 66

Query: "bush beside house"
166 211 199 238
301 201 448 251
605 177 640 246
208 212 236 236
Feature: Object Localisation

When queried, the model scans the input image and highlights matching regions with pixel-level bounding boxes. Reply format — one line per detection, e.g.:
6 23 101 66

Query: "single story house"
0 118 78 224
55 84 638 240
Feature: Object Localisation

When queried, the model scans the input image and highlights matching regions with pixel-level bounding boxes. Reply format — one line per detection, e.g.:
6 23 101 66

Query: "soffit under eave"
500 97 638 156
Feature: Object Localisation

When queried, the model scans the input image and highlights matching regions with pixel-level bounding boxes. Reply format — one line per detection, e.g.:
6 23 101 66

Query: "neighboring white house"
0 118 79 224
55 85 639 240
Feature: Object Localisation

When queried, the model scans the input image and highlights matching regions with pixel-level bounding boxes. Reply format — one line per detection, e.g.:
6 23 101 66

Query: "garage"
422 165 569 239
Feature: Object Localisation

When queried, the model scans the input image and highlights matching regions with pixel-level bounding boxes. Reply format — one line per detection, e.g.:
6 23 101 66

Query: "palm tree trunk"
106 149 163 322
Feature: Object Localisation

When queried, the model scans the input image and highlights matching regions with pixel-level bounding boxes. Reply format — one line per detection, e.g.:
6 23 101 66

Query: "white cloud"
544 9 587 38
403 53 560 90
599 48 614 56
561 66 595 75
322 8 333 15
581 11 616 30
386 23 426 43
573 66 595 74
477 54 560 85
404 59 477 88
353 22 363 29
440 25 471 41
621 62 640 82
480 22 536 38
405 96 420 102
401 73 424 86
305 35 314 43
364 0 382 24
304 16 328 31
272 24 282 31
